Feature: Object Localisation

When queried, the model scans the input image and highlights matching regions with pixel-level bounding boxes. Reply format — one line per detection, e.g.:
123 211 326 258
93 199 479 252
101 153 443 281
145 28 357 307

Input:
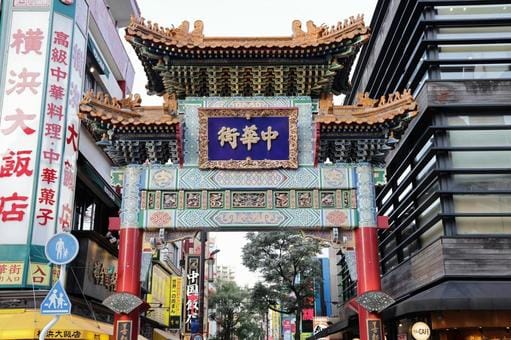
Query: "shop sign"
169 276 182 329
29 262 51 286
185 255 200 332
198 108 298 169
82 240 117 300
36 330 82 338
411 321 431 340
13 0 51 7
0 10 49 245
0 262 24 286
116 320 132 340
32 12 74 244
56 15 88 238
146 265 171 326
367 319 383 340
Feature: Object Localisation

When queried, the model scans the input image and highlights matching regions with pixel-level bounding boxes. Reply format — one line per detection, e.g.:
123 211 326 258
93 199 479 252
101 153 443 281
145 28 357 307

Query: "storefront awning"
307 309 357 340
382 280 511 318
0 309 111 339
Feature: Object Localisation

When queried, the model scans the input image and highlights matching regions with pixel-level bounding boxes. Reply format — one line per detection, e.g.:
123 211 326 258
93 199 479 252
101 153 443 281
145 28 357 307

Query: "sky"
122 0 378 286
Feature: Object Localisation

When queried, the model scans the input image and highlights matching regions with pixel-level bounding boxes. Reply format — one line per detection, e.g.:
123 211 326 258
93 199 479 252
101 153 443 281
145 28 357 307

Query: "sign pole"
40 232 78 337
39 264 66 340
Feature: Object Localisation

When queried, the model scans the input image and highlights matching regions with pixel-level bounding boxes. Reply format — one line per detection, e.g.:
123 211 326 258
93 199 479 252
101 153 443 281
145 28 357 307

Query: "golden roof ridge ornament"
127 15 368 48
79 91 179 126
316 89 418 125
291 14 366 44
128 16 204 44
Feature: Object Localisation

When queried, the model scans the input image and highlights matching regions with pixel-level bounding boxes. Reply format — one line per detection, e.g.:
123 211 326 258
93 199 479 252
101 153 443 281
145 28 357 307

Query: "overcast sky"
123 0 378 286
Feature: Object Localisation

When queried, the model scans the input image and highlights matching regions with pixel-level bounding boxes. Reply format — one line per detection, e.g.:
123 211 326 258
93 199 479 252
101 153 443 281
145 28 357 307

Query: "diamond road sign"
41 280 71 315
45 232 79 265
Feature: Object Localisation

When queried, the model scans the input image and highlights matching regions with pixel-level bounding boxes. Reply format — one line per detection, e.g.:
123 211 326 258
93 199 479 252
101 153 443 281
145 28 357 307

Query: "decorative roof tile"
79 90 180 127
126 15 369 49
316 90 418 125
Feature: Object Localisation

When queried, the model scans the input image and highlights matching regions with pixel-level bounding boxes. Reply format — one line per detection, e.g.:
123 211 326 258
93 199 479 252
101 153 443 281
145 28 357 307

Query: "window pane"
417 180 439 206
448 130 511 147
420 221 444 247
454 195 511 213
435 5 511 19
457 217 511 234
450 151 511 168
417 198 441 227
398 183 413 202
446 115 511 126
437 44 511 60
452 174 511 191
440 64 511 80
414 136 433 163
437 26 511 39
417 156 436 181
397 165 411 185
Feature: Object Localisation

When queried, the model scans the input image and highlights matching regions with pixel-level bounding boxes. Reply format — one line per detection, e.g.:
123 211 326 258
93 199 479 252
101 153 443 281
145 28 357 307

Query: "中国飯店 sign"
198 108 298 169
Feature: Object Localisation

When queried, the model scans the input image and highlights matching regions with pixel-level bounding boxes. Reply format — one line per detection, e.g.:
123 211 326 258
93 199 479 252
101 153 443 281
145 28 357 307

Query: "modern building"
215 264 236 282
0 0 145 338
314 258 333 318
330 1 511 339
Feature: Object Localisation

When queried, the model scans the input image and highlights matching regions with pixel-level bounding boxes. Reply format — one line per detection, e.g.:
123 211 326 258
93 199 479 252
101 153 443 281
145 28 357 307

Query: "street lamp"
208 249 220 283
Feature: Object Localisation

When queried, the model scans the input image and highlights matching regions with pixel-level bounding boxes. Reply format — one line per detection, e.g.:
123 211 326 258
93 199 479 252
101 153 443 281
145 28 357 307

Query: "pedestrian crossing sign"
40 280 71 315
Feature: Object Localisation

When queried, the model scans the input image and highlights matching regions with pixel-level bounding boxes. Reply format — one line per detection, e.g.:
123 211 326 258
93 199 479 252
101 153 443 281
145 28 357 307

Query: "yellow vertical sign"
169 276 182 327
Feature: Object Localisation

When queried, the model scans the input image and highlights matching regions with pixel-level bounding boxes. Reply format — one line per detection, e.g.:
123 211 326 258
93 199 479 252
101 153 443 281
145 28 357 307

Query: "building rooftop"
125 16 370 98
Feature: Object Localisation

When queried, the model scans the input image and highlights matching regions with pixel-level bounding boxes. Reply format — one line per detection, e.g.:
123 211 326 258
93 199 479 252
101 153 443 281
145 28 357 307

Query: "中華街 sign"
198 108 298 169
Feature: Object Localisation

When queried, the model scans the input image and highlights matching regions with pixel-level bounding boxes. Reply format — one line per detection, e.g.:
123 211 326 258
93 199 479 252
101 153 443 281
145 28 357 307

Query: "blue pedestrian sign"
45 232 79 265
40 280 71 315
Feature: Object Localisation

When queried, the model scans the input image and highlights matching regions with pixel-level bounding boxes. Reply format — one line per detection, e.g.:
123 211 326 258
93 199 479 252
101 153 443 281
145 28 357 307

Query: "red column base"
113 228 143 340
355 227 383 340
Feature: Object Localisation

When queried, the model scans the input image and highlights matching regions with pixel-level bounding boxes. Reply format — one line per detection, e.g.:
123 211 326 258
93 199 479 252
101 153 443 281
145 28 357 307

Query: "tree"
209 280 263 340
242 231 323 340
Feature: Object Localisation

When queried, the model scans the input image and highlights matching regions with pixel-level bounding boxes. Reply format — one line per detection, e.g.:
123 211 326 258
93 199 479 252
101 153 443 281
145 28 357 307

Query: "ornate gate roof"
125 16 370 98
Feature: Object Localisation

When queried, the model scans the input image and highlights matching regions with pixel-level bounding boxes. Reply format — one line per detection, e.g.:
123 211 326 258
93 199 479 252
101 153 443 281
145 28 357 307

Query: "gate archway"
79 16 417 340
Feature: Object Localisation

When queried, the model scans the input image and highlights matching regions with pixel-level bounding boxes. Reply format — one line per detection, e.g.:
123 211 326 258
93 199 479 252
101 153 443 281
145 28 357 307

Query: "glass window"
446 115 511 126
417 180 439 207
397 201 415 220
448 130 511 147
401 221 419 260
414 136 433 163
457 216 511 234
439 64 511 80
437 44 511 60
381 188 393 205
435 5 511 19
398 183 413 202
452 174 511 191
383 205 394 217
416 156 436 181
420 220 444 247
417 198 441 227
454 195 511 213
437 26 511 40
450 151 511 168
397 165 411 185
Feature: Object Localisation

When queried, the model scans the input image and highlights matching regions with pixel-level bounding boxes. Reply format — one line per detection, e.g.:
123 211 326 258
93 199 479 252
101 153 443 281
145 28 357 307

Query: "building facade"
0 0 141 337
346 1 511 339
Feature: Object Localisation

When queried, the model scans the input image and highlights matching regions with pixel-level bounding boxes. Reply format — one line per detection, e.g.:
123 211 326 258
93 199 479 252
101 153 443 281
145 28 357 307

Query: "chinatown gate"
78 15 417 340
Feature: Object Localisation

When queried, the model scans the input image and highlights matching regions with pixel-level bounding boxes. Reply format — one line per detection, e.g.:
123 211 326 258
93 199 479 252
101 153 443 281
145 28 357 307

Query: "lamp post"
208 249 220 283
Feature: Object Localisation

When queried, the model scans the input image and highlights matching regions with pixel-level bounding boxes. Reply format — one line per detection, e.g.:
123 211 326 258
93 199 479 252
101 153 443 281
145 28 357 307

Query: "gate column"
355 163 383 340
114 165 144 339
